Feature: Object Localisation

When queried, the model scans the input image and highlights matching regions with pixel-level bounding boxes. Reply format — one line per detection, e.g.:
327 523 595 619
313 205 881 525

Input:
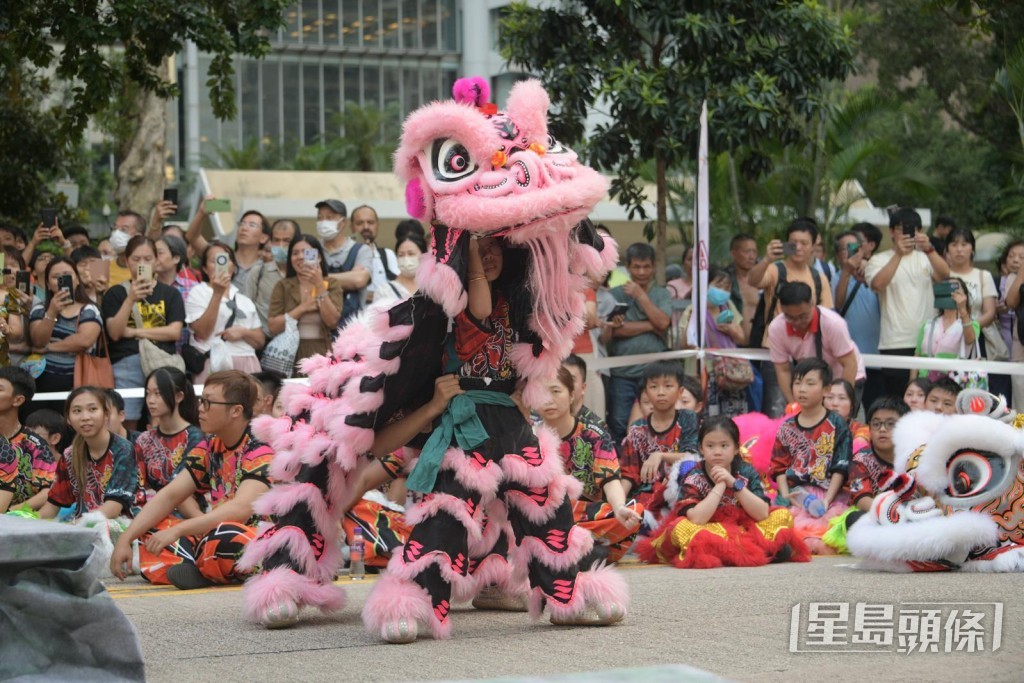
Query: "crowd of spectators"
1 203 1015 591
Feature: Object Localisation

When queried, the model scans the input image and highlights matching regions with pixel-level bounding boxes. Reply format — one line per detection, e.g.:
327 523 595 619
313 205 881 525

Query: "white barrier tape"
588 347 1024 376
28 346 1024 403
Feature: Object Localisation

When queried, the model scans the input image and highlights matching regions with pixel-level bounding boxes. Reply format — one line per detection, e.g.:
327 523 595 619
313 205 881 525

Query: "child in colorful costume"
238 77 630 640
639 416 807 567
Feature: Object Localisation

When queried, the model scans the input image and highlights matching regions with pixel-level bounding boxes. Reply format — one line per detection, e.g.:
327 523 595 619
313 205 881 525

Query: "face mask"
316 220 339 241
270 245 288 264
109 229 131 254
397 256 419 277
707 286 731 307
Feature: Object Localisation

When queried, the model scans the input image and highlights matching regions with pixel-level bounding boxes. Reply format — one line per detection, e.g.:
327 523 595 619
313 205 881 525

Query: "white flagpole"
688 101 710 352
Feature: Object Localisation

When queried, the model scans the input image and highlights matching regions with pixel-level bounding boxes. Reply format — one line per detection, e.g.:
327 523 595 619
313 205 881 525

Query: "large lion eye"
946 449 1003 498
429 138 477 182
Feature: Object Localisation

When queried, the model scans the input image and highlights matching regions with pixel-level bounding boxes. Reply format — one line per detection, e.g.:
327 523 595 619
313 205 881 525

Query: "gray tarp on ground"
0 515 144 682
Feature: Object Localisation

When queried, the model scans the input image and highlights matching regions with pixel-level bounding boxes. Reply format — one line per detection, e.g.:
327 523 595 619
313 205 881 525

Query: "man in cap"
315 198 373 311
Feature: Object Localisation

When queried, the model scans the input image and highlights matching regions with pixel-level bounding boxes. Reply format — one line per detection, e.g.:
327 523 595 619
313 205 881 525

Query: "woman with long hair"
101 235 186 428
267 234 344 374
391 233 426 299
28 257 103 405
135 368 204 516
185 241 264 381
38 386 137 520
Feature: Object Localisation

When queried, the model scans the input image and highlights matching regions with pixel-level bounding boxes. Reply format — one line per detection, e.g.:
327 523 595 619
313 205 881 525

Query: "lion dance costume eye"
237 77 631 640
847 390 1024 572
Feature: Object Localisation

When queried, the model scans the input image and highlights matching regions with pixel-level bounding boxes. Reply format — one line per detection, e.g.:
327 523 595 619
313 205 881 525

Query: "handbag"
977 271 1009 360
75 322 114 387
713 354 755 392
261 314 300 376
131 299 185 376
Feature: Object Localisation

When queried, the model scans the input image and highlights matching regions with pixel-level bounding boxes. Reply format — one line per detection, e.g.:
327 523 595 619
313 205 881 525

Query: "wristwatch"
733 479 746 492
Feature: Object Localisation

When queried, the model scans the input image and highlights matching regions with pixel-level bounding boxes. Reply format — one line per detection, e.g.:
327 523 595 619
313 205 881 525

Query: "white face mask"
316 220 340 241
109 229 131 254
397 256 419 277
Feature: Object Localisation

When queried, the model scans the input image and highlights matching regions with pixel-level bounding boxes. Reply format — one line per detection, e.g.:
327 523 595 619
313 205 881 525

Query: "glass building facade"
175 0 468 174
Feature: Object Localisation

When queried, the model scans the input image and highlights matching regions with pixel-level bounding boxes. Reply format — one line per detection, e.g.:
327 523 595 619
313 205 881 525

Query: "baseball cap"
315 199 347 217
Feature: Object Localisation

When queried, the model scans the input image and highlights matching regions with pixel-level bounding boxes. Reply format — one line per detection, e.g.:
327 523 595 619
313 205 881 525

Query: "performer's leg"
363 446 502 642
465 499 529 611
500 422 629 626
239 426 348 628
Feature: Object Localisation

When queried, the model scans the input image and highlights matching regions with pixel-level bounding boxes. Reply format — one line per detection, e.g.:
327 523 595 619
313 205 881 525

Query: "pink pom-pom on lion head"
452 76 491 107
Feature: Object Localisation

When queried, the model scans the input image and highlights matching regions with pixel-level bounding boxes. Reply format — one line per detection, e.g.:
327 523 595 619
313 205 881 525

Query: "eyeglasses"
238 220 262 230
198 397 239 411
869 419 899 431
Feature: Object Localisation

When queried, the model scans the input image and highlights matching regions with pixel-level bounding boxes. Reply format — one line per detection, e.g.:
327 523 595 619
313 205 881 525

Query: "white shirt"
366 243 399 303
864 250 936 350
184 282 261 356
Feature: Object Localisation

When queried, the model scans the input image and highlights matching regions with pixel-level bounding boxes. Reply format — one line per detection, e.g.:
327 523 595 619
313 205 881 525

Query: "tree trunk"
114 58 169 217
656 154 667 285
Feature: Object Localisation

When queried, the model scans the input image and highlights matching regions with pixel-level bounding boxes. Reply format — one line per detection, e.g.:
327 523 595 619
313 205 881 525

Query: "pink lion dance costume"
239 77 630 641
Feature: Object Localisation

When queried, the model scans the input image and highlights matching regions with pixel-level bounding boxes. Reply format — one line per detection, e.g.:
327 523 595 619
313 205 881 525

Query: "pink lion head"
394 77 609 242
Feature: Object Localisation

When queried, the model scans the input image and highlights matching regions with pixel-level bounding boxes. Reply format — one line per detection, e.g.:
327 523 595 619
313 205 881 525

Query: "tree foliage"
500 0 855 276
0 1 289 145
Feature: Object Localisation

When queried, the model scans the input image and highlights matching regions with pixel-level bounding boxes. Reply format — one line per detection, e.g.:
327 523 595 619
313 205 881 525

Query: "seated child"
770 358 852 555
39 387 138 521
620 361 700 527
540 367 642 565
25 409 67 459
903 378 931 412
848 397 909 516
925 377 960 415
0 368 56 513
825 379 868 453
626 373 703 427
638 416 808 568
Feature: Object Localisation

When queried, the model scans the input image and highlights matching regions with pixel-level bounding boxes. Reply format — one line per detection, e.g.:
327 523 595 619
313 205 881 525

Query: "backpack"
747 262 823 348
337 243 364 330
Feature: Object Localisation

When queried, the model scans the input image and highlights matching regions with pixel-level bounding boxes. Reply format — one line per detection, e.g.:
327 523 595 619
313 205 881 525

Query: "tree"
500 0 855 279
0 1 288 215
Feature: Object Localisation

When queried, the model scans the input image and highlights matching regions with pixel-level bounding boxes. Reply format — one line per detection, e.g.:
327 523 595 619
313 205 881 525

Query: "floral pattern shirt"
184 428 273 523
770 410 851 488
0 427 54 506
559 419 621 503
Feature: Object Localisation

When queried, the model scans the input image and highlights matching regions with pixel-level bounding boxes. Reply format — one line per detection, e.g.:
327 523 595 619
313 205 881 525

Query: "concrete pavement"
108 558 1024 683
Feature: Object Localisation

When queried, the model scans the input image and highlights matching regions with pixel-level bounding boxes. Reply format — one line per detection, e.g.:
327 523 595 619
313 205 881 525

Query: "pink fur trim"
363 572 451 640
544 564 630 620
597 233 619 271
252 415 295 449
383 547 476 598
467 512 505 558
443 447 503 498
452 76 490 106
242 567 346 623
251 483 337 542
505 79 549 148
499 427 566 488
404 494 485 540
517 524 594 572
238 526 322 578
406 179 428 220
417 255 467 317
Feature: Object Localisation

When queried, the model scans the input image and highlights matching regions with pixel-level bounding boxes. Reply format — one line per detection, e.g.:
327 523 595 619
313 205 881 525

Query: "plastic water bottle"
789 487 826 518
349 528 365 580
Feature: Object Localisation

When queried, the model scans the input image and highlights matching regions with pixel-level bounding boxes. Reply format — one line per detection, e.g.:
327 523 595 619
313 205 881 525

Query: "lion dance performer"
239 77 630 641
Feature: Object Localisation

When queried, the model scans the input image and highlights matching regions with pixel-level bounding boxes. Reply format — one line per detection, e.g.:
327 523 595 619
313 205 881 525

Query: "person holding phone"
23 210 70 267
865 207 950 399
185 241 264 381
102 236 186 429
106 211 147 288
185 198 270 289
746 217 833 417
243 219 299 338
0 246 32 369
267 235 344 375
28 257 103 405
